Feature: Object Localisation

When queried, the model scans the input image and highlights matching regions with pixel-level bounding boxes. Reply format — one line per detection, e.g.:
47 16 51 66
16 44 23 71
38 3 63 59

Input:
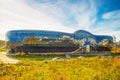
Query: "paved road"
0 52 19 64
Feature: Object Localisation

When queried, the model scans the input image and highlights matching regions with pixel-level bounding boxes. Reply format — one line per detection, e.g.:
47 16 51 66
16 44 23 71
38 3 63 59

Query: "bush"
16 52 32 56
0 47 8 52
16 52 26 56
0 60 3 64
27 52 32 55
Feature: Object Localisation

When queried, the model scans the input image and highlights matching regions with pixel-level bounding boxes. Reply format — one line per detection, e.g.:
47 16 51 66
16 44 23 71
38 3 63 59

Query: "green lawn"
9 52 120 61
10 54 66 61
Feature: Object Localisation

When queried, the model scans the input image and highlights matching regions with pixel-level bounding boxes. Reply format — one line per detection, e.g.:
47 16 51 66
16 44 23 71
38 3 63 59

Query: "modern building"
6 30 113 53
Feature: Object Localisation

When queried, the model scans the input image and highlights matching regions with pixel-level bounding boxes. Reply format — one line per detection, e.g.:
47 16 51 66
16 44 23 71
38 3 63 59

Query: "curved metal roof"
6 30 113 43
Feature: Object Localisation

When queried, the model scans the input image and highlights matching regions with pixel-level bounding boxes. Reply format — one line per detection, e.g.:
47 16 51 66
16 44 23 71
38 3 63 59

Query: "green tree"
0 40 5 47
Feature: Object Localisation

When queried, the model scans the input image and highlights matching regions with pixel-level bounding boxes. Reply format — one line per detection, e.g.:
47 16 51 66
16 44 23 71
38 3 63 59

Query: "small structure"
80 45 96 54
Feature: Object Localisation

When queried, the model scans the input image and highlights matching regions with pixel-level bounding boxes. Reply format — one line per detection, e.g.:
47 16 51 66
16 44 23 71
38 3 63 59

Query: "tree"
76 38 86 47
61 36 75 43
88 38 97 46
23 36 40 44
0 40 5 47
60 36 77 47
98 39 109 46
97 39 114 51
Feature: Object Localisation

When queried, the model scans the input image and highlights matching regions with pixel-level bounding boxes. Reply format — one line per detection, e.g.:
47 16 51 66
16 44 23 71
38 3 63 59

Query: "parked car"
52 57 64 60
105 56 113 58
77 56 84 59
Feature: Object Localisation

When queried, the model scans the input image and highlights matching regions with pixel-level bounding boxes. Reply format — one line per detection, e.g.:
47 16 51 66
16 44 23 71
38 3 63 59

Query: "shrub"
0 60 3 64
16 52 21 56
27 52 32 55
16 52 26 56
0 47 8 52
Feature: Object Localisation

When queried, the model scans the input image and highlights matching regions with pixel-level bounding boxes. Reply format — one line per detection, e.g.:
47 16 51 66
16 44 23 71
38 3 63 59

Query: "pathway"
0 52 19 64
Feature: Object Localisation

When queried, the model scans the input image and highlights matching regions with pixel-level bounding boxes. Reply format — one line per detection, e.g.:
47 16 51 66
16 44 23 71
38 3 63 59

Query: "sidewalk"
0 52 19 64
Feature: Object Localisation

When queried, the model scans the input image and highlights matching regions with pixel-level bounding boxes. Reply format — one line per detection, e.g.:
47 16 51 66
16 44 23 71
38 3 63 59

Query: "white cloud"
91 11 120 41
0 0 98 40
0 0 119 42
73 0 97 30
0 0 76 40
102 10 120 19
28 0 97 30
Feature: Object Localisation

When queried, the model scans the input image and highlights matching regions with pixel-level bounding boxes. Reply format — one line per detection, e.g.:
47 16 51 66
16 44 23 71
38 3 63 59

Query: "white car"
77 56 84 59
52 57 64 60
105 56 113 58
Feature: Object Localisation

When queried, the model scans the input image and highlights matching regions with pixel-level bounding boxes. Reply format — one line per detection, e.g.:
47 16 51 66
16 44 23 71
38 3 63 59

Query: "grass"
10 54 66 61
0 57 120 80
0 47 8 52
9 52 120 61
10 54 100 61
104 53 120 57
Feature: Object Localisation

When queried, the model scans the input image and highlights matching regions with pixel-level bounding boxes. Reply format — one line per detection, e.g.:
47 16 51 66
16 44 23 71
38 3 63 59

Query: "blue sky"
0 0 120 41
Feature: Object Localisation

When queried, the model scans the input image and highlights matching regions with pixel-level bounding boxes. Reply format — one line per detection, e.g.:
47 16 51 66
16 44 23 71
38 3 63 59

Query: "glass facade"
6 30 113 44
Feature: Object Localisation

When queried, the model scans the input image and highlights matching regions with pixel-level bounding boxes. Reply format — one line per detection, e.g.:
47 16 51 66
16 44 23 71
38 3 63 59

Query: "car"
52 57 64 60
77 56 84 59
105 56 113 58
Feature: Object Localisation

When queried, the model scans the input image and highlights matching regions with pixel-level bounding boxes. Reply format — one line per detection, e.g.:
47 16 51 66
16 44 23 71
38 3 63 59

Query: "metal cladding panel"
74 30 113 43
6 30 73 42
95 35 113 43
6 30 113 44
74 30 96 40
